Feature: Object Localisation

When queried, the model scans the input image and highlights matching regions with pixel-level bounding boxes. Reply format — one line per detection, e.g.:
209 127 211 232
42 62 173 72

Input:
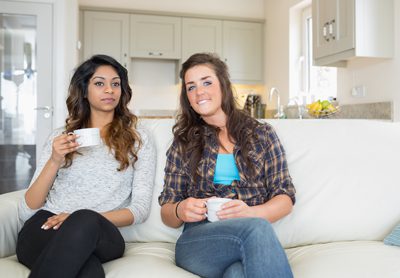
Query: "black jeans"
16 209 125 278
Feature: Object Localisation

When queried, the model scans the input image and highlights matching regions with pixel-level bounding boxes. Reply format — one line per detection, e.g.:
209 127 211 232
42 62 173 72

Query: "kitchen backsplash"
267 101 393 120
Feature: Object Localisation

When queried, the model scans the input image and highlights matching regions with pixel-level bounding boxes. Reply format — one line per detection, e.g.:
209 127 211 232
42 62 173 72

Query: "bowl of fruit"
306 100 339 118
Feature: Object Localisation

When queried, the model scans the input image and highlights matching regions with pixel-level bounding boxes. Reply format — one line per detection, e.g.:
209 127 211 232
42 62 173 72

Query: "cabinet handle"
149 52 163 56
329 20 336 40
323 22 330 42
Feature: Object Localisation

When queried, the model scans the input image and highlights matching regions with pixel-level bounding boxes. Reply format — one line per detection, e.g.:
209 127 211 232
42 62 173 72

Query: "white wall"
265 0 400 121
264 0 304 109
53 0 79 127
337 0 400 121
78 0 265 20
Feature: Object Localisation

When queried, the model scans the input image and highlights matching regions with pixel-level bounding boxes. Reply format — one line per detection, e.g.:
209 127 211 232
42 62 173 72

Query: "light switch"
351 86 366 98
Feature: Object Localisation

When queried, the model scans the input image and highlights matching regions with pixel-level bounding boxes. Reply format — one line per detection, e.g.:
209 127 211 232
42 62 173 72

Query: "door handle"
34 106 53 118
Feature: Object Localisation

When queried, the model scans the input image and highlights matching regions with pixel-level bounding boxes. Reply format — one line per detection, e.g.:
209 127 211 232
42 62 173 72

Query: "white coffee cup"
206 198 232 222
72 128 101 148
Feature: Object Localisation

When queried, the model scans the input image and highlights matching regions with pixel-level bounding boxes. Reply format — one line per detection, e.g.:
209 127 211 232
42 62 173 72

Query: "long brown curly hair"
174 53 260 180
64 54 141 171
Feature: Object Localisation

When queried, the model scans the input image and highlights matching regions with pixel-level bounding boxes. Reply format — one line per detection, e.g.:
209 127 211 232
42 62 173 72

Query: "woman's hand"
50 133 80 166
217 200 256 220
41 212 70 230
176 197 208 223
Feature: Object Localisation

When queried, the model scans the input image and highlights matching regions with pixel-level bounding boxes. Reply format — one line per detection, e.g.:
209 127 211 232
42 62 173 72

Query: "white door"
0 1 53 193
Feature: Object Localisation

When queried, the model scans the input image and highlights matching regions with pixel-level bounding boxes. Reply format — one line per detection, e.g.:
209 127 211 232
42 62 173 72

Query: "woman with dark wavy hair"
16 54 155 277
159 53 295 277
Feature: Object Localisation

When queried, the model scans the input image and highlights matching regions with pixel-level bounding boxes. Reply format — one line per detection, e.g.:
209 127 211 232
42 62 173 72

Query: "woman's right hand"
176 197 208 222
50 133 80 166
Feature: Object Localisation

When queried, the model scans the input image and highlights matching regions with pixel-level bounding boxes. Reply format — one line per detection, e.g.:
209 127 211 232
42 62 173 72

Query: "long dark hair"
174 53 259 179
64 54 141 171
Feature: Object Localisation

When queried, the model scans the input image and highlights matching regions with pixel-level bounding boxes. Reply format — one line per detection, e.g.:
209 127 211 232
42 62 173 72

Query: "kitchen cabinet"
182 18 222 62
223 21 263 82
130 14 181 59
182 19 263 83
313 0 393 67
82 11 129 68
82 10 264 83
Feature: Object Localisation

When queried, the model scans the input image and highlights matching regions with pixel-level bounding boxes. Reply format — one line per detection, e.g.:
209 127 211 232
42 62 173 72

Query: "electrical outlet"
351 86 366 98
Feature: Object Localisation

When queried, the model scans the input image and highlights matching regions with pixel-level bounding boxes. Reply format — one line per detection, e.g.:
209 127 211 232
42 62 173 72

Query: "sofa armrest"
0 190 25 258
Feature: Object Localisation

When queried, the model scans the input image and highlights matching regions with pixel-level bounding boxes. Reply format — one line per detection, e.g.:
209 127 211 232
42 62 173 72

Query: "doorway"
0 1 53 194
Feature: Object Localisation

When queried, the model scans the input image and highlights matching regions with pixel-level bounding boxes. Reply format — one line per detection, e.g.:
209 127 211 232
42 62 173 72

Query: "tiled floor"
0 145 35 194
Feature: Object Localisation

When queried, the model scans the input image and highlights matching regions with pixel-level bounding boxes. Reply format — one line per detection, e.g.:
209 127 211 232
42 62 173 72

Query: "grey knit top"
18 126 156 225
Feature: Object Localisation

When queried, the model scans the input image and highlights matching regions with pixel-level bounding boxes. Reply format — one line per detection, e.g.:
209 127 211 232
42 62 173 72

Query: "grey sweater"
18 126 156 225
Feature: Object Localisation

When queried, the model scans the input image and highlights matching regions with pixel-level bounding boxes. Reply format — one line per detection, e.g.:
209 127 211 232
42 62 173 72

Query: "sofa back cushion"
119 119 182 242
121 119 400 249
269 119 400 248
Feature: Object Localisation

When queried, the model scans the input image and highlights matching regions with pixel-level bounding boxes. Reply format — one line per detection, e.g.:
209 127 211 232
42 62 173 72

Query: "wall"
263 0 303 109
265 0 400 121
337 0 400 121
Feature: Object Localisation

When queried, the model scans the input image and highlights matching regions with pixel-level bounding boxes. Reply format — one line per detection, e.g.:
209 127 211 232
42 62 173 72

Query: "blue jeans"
175 218 293 278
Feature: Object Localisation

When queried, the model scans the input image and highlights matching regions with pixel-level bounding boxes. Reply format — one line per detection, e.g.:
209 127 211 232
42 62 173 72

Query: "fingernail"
41 225 45 229
43 225 48 230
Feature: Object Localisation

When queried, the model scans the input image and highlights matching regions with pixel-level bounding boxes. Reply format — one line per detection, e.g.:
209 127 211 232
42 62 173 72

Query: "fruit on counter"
306 100 338 117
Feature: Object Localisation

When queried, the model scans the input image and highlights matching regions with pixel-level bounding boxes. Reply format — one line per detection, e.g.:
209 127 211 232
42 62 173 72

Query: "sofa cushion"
268 120 400 248
119 119 182 243
384 223 400 247
286 241 400 278
104 242 197 277
0 242 198 278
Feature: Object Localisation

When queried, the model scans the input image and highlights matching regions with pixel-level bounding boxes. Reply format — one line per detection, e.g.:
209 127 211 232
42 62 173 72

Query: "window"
300 6 336 103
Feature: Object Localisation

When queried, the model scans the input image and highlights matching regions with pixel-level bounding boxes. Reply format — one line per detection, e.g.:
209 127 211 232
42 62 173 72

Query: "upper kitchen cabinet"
130 14 181 59
223 21 263 83
182 18 222 62
83 11 129 67
313 0 393 67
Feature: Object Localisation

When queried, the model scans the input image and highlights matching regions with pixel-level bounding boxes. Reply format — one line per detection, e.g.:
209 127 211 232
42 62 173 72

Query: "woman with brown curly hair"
159 53 295 277
16 54 155 278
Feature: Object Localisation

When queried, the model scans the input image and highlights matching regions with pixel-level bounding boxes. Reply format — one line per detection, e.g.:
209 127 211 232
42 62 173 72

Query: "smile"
198 99 210 105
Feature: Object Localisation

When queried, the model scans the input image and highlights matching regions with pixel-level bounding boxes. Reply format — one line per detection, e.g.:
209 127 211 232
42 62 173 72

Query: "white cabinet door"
333 0 355 54
222 21 263 82
313 0 337 59
313 0 392 66
182 18 222 62
83 11 129 68
130 14 181 59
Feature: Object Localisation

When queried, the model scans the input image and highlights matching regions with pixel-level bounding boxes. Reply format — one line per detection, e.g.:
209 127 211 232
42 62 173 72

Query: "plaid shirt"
158 122 295 206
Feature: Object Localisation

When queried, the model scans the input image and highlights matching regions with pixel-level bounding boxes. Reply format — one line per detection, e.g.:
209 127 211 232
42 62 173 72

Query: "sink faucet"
290 97 305 119
269 87 286 119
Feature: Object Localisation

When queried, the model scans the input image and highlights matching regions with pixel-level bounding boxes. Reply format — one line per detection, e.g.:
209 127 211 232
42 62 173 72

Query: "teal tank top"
213 154 240 185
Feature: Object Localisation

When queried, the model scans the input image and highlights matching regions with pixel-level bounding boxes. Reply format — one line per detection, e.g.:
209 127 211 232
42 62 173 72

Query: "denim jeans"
175 218 293 278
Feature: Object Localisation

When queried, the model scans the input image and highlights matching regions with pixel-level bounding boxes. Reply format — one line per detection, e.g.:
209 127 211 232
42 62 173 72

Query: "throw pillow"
384 223 400 246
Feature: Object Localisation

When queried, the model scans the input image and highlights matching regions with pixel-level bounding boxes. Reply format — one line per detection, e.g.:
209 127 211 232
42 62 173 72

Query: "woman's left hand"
41 212 70 230
216 200 256 220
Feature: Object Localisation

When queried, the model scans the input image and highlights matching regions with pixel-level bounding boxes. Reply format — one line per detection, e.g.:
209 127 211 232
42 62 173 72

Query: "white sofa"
1 118 400 277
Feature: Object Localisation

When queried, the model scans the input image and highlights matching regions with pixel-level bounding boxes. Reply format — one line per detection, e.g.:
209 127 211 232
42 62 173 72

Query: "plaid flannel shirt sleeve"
263 125 296 204
158 141 189 205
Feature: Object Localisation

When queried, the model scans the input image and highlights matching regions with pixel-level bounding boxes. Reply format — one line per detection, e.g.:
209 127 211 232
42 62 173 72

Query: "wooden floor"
0 145 35 194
